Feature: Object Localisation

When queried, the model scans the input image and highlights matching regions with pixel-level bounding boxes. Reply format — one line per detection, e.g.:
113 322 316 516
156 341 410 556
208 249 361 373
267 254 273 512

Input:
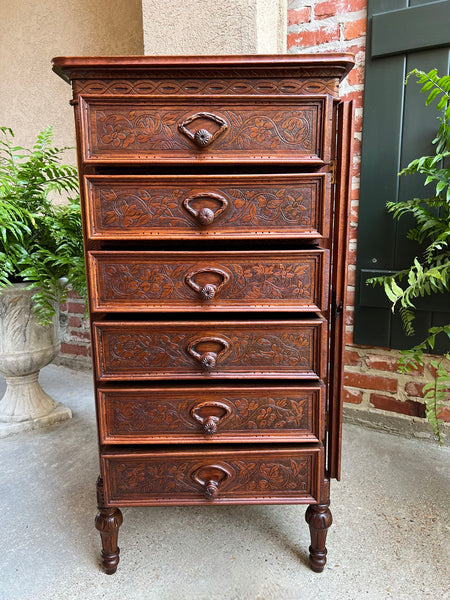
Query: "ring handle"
191 464 233 501
182 193 228 226
178 112 228 148
184 267 231 301
190 401 232 435
186 336 231 371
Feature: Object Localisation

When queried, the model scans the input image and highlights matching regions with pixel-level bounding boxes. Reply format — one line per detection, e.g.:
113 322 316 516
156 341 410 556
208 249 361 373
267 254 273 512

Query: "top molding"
52 54 355 83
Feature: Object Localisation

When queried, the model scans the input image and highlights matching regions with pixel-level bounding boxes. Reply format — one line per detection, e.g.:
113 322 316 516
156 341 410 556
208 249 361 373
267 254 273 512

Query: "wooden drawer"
93 319 326 381
101 445 323 505
80 95 330 164
88 250 329 313
84 174 328 240
98 384 325 444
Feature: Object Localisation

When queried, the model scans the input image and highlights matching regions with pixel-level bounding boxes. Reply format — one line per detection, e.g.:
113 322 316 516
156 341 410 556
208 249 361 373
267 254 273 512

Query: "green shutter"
354 0 450 353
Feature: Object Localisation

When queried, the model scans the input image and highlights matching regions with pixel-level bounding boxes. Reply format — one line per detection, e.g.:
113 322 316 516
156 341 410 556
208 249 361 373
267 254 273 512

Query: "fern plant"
0 125 86 324
368 69 450 444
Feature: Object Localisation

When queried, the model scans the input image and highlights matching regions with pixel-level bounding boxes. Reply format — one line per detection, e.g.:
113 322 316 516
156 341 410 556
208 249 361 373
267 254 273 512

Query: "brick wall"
287 0 449 434
57 2 449 437
58 290 91 369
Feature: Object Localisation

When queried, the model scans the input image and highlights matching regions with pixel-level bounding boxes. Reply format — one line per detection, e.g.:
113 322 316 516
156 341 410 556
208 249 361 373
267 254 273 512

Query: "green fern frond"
367 69 450 443
0 126 86 324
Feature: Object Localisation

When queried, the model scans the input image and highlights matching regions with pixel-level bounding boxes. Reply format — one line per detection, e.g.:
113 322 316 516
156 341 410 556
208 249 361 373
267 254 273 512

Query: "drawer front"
93 320 326 380
80 95 330 163
84 174 328 240
88 250 329 313
98 384 325 444
102 445 322 505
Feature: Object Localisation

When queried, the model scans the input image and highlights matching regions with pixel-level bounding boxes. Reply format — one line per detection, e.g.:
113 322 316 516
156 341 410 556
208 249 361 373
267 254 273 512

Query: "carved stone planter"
0 283 72 437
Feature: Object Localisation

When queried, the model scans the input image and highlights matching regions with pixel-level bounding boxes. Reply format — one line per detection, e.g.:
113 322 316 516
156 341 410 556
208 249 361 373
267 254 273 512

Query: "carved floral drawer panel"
79 95 331 164
98 384 325 444
84 174 328 240
88 250 329 312
101 445 323 505
93 319 326 381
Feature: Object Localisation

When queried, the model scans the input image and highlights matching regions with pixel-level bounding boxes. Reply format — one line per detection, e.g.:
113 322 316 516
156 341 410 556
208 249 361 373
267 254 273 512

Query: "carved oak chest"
52 54 354 573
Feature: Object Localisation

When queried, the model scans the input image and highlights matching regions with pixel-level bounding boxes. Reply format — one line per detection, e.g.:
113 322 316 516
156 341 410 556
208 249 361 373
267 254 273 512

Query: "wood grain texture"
80 95 330 164
93 320 327 380
101 445 323 505
84 174 328 240
53 54 354 574
97 384 325 444
52 53 355 90
73 77 340 97
327 100 354 481
88 250 329 312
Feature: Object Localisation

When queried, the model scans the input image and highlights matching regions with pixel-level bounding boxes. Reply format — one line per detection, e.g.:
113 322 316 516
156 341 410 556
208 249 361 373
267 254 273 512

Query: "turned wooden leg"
305 501 333 573
95 476 123 574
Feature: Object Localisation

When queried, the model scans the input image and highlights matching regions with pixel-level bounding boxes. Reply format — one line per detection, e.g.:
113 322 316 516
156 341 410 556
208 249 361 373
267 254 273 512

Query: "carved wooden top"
52 54 355 84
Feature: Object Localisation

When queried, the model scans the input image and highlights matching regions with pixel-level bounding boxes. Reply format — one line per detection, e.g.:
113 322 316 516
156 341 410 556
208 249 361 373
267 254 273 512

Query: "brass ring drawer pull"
191 464 233 500
190 401 232 434
184 267 231 301
178 111 228 148
186 335 231 370
182 192 229 226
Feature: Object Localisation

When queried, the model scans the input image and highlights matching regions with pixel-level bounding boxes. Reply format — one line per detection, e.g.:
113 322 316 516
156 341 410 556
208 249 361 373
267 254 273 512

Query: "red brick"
345 349 361 366
314 0 338 19
344 17 366 40
70 330 91 341
366 355 399 373
352 138 362 155
351 189 360 202
370 393 426 418
288 7 311 25
68 316 82 328
342 90 365 108
60 342 89 357
288 24 340 49
345 330 354 345
344 371 398 393
346 288 355 304
345 42 367 56
315 0 366 19
287 32 298 50
398 362 425 376
426 362 450 382
438 406 450 422
344 388 363 404
347 250 357 269
350 206 358 221
405 382 425 398
67 288 84 299
67 301 86 315
347 66 365 86
346 0 367 11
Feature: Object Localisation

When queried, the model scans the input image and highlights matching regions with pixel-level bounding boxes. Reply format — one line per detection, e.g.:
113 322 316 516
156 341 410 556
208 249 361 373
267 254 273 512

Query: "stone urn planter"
0 284 72 436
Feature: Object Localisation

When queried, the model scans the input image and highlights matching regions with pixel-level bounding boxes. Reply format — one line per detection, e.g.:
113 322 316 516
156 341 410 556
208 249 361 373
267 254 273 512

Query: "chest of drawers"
53 54 354 574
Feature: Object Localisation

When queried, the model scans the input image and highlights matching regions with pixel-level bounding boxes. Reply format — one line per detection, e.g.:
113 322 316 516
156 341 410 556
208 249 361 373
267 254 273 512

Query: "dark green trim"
354 0 450 351
372 0 450 58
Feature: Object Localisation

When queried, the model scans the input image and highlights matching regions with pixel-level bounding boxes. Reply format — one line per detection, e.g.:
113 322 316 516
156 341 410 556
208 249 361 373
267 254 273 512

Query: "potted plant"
368 69 450 444
0 125 86 434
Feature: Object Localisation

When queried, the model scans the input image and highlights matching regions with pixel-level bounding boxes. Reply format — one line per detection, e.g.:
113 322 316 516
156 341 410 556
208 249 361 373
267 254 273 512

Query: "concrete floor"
0 365 449 600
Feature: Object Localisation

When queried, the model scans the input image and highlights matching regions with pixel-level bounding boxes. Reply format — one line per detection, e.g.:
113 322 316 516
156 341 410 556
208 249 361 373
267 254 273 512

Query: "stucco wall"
142 0 286 55
0 0 143 152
